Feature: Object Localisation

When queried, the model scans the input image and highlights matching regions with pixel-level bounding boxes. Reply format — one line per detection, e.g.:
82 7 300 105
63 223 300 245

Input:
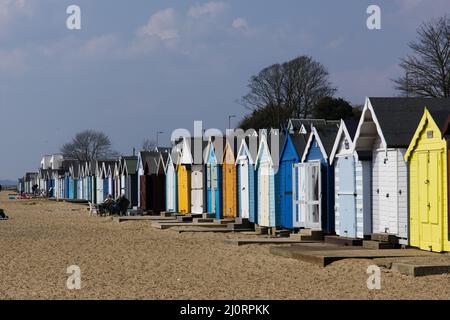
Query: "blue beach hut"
297 122 340 234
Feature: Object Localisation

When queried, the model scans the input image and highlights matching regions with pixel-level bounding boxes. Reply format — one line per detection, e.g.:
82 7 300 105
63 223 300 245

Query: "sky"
1 0 450 180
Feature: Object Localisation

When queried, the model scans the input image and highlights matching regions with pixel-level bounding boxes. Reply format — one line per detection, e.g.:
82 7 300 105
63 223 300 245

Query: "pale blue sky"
1 0 450 179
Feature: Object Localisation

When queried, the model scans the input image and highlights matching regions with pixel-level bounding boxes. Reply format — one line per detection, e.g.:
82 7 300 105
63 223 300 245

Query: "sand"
0 191 449 300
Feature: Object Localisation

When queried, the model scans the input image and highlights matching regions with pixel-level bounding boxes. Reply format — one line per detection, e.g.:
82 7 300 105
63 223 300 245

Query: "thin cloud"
232 18 248 29
138 8 179 41
188 1 227 19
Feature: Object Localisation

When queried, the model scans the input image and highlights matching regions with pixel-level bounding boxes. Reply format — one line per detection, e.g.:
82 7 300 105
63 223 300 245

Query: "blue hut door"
337 156 356 238
211 165 218 214
240 161 249 219
207 164 216 213
281 160 294 228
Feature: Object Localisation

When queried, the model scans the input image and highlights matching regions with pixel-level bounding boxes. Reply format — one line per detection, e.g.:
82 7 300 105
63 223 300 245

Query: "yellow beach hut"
405 108 450 252
222 135 240 218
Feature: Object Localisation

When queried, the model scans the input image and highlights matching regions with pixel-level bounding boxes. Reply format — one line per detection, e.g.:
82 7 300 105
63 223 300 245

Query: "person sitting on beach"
99 194 115 215
113 194 130 216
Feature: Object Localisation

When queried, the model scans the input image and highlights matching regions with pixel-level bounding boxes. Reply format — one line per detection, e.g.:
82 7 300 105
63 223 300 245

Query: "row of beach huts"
18 97 450 253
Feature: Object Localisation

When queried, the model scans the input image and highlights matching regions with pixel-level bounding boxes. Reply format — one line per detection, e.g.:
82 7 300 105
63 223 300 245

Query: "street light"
156 131 164 149
228 114 236 130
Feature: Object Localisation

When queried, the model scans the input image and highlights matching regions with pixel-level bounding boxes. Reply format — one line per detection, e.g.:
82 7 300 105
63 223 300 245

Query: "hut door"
167 166 175 212
211 165 218 213
416 151 443 252
240 161 250 219
337 156 357 238
296 162 321 230
259 163 270 226
191 168 203 214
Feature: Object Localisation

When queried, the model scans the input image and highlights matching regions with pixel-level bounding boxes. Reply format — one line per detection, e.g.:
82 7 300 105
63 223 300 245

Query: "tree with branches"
394 16 450 98
61 130 119 162
240 55 336 129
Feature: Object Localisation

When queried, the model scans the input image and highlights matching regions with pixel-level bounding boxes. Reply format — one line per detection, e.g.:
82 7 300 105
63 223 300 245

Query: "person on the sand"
99 194 115 215
113 194 130 216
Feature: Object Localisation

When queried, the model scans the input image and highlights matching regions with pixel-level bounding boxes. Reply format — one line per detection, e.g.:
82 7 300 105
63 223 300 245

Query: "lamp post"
156 131 164 149
228 114 236 130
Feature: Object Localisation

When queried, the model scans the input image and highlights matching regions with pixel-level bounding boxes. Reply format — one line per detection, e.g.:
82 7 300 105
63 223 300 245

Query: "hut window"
427 130 433 139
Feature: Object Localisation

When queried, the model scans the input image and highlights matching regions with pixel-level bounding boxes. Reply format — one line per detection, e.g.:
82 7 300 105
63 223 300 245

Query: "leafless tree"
241 55 336 127
394 16 450 98
141 139 157 151
61 130 119 162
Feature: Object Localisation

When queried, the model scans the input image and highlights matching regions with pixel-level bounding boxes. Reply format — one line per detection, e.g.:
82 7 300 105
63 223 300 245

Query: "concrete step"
371 233 399 244
159 211 173 217
214 218 235 225
234 218 253 228
255 225 269 235
227 222 255 231
177 215 193 222
324 235 363 247
291 229 323 241
193 218 214 223
274 229 291 238
363 240 399 250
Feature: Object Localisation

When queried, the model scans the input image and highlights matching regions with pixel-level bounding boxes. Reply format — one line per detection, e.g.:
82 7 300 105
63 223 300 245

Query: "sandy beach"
0 191 449 300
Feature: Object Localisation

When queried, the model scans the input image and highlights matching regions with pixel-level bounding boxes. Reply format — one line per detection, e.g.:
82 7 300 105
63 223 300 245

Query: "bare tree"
61 130 119 162
141 139 157 151
394 16 450 98
241 55 336 127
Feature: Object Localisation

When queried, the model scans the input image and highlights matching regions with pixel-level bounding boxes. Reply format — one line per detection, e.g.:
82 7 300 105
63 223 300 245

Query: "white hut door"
259 163 270 226
240 161 250 219
296 162 321 230
294 163 306 227
167 166 175 211
377 150 398 234
191 169 203 213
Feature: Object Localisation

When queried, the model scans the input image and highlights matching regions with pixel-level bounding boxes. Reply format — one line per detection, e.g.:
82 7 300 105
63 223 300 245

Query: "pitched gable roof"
366 97 450 148
302 122 340 162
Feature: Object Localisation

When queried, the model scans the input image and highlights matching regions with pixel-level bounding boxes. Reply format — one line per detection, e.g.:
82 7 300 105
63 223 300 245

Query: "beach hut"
353 97 450 244
236 132 259 223
222 135 242 218
255 129 283 228
95 161 105 204
120 156 138 207
137 151 159 211
113 162 122 199
178 137 207 214
166 147 179 213
205 137 225 219
153 151 168 213
329 119 372 239
298 122 340 234
404 108 450 252
279 133 309 229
